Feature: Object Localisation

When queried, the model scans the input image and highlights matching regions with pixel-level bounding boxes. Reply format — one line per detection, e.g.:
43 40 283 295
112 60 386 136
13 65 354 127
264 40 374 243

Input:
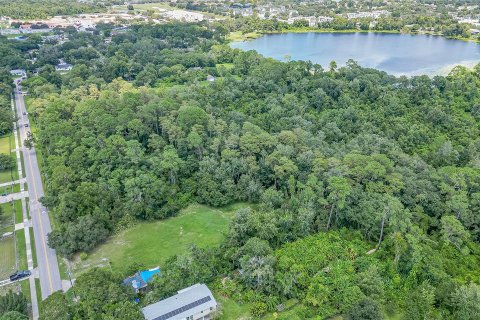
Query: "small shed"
206 74 215 82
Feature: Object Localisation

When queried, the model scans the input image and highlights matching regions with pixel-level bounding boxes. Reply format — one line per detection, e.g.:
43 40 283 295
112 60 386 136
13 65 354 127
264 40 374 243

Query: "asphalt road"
14 84 62 299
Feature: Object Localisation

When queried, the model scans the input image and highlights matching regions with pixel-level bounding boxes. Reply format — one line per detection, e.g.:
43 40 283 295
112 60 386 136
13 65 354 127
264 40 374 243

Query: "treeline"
24 23 480 257
226 16 473 39
0 0 106 19
0 69 13 136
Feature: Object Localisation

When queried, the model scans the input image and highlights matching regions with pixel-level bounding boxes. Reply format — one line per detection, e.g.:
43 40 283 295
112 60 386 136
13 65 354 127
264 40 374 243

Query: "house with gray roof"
142 283 217 320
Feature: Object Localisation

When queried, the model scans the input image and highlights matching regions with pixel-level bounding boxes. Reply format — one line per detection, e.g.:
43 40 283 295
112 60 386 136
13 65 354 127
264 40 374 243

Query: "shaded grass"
19 280 31 306
71 203 249 275
30 229 37 268
35 278 41 310
0 202 14 233
0 236 16 279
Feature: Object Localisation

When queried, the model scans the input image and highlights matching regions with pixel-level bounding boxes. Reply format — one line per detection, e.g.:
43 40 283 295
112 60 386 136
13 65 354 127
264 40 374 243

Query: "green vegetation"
13 202 22 225
0 236 15 279
29 230 36 268
228 31 261 42
0 0 106 19
15 229 26 271
72 203 245 274
0 135 17 185
18 281 30 309
0 203 13 234
5 22 480 319
0 290 28 319
0 201 16 280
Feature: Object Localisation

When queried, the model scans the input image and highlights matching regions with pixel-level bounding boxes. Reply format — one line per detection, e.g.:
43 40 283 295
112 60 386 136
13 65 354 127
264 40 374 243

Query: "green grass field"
71 203 248 275
14 200 22 223
0 236 16 279
216 295 251 320
16 229 27 270
0 134 19 184
0 202 14 234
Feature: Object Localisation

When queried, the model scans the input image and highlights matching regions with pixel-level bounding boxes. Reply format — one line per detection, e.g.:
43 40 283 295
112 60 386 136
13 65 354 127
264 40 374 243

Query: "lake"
230 32 480 76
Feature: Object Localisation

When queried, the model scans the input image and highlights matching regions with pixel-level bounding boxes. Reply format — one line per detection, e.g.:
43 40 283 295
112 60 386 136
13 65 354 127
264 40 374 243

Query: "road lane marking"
21 92 55 294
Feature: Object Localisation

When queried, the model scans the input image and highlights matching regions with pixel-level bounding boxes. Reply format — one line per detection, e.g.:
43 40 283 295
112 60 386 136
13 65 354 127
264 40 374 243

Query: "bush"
0 154 14 171
347 298 383 320
249 301 267 317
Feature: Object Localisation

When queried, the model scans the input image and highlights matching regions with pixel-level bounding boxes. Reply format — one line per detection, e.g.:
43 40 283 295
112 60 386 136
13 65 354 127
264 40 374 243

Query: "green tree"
347 298 383 320
441 215 470 251
451 283 480 320
0 291 27 317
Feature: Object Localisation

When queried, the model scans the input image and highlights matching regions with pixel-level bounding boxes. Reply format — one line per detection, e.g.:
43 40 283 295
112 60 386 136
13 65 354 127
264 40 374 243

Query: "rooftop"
142 283 217 320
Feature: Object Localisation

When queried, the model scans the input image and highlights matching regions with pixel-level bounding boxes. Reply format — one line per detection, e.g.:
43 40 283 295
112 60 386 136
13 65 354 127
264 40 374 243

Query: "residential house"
142 283 217 320
55 59 73 72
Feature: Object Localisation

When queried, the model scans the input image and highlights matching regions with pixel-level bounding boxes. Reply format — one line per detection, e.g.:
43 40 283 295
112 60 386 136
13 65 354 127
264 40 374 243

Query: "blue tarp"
139 267 161 283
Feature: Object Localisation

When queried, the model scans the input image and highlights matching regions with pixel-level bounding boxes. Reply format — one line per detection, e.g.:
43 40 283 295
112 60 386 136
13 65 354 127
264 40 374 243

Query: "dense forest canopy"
1 22 477 319
0 0 106 19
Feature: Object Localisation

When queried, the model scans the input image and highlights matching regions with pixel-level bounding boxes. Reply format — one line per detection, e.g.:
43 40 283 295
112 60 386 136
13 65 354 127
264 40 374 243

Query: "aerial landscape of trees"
1 21 473 318
0 0 106 19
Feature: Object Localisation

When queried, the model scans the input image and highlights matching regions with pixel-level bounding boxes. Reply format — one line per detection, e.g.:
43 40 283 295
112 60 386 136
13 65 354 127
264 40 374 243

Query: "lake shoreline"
229 32 480 77
228 29 480 44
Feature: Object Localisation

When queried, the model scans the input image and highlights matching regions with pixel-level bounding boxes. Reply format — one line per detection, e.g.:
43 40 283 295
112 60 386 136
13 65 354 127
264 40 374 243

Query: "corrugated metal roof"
142 284 217 320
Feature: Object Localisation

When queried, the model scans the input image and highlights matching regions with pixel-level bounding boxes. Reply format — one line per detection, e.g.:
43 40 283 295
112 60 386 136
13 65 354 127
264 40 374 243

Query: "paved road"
11 100 39 318
14 84 62 300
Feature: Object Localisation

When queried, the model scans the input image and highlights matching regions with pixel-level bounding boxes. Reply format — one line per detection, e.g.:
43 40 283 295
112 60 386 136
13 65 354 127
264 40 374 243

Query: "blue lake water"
230 32 480 76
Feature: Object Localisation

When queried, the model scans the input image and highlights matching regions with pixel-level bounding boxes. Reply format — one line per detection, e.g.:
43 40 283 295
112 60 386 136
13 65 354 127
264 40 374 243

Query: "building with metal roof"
142 283 217 320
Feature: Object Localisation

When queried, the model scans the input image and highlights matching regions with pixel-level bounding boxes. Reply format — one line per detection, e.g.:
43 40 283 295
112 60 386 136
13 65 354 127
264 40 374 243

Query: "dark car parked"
9 270 31 281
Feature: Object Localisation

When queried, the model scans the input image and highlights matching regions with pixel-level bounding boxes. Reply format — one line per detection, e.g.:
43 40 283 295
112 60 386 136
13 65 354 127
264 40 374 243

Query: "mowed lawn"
0 134 18 184
72 203 248 274
0 236 16 279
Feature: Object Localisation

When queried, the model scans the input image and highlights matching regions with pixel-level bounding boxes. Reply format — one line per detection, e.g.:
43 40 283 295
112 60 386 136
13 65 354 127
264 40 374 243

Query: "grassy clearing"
216 295 251 320
228 31 261 42
0 134 18 184
123 2 173 10
0 202 14 234
0 135 12 154
16 228 27 270
0 236 16 279
71 203 248 275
